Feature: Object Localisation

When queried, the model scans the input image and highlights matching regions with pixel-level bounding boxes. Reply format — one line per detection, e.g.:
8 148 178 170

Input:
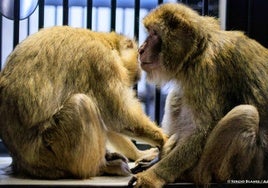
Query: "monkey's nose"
138 48 144 55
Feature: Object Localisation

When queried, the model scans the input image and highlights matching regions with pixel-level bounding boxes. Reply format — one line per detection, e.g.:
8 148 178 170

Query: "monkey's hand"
136 147 159 163
101 151 131 176
131 155 159 174
128 169 166 188
105 151 128 163
131 147 159 174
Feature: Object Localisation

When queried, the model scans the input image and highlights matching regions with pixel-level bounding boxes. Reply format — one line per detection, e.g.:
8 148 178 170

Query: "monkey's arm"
91 48 168 149
156 133 204 181
120 108 168 149
99 83 168 149
129 131 205 187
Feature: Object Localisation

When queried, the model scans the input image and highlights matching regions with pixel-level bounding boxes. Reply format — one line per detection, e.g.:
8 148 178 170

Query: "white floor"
0 157 133 187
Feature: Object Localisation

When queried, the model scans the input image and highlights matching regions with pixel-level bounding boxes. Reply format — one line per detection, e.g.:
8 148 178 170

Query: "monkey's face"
139 3 200 86
138 27 168 86
139 29 162 72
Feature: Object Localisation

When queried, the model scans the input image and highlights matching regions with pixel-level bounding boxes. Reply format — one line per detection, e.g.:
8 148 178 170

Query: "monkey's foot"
101 152 131 176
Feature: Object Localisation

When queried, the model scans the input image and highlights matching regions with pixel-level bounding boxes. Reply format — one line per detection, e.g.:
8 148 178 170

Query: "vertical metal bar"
86 0 93 29
13 0 20 49
202 0 209 15
134 0 140 40
38 0 45 29
133 0 140 92
154 0 163 125
27 18 30 36
247 0 252 36
225 0 230 30
154 89 161 124
154 90 161 124
158 0 163 5
63 0 69 25
110 0 116 31
0 15 2 70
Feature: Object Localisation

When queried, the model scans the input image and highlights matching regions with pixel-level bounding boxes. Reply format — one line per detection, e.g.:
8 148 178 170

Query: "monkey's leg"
41 93 131 178
128 105 264 187
194 104 264 184
39 93 107 179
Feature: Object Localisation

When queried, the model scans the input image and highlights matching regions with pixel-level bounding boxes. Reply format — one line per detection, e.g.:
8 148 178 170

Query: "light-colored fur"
0 26 167 179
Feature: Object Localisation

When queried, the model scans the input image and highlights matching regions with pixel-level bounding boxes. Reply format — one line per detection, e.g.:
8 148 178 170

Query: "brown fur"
0 26 167 179
130 3 268 187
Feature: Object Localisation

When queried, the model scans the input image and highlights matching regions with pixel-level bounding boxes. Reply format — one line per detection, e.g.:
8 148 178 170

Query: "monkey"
129 3 268 187
0 26 167 179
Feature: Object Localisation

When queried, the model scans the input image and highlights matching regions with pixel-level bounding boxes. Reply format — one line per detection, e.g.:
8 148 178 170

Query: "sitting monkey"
0 26 167 179
130 3 268 187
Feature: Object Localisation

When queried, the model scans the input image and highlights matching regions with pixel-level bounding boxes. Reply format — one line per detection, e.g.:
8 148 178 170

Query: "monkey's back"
203 30 268 126
0 26 120 138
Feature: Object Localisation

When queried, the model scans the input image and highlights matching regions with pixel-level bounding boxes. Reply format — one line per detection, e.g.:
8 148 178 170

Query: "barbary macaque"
130 3 268 187
0 26 167 179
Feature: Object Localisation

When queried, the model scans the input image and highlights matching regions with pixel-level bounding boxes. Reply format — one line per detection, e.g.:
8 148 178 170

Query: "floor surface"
0 157 134 187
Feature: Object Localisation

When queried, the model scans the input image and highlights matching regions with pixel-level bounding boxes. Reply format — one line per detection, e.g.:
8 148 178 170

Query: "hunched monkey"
130 3 268 187
0 26 167 179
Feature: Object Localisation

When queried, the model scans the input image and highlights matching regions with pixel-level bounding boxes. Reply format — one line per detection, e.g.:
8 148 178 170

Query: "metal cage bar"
13 0 20 48
38 0 45 29
0 15 2 70
63 0 69 25
202 0 209 15
86 0 93 29
110 0 116 31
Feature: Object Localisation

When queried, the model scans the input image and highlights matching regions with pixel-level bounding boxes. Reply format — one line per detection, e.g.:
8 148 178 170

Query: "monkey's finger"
131 162 152 174
131 155 159 174
121 161 132 176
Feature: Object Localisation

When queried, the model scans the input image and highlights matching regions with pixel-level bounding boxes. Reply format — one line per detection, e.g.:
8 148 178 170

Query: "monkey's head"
117 35 141 85
106 32 141 85
139 3 219 85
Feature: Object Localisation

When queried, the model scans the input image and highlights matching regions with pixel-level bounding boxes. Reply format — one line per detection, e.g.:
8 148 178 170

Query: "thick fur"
131 3 268 187
0 26 167 179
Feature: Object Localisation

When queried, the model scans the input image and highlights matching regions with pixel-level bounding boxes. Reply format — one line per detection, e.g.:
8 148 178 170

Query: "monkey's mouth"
140 61 160 71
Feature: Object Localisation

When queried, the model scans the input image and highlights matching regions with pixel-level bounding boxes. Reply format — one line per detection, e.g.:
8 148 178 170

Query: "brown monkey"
130 3 268 187
0 26 167 179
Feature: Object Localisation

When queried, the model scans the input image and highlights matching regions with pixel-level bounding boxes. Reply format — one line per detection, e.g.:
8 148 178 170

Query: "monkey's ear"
125 39 134 48
120 38 136 49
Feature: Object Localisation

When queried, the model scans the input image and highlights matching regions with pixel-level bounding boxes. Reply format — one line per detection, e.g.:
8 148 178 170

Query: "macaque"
0 26 167 179
130 3 268 187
